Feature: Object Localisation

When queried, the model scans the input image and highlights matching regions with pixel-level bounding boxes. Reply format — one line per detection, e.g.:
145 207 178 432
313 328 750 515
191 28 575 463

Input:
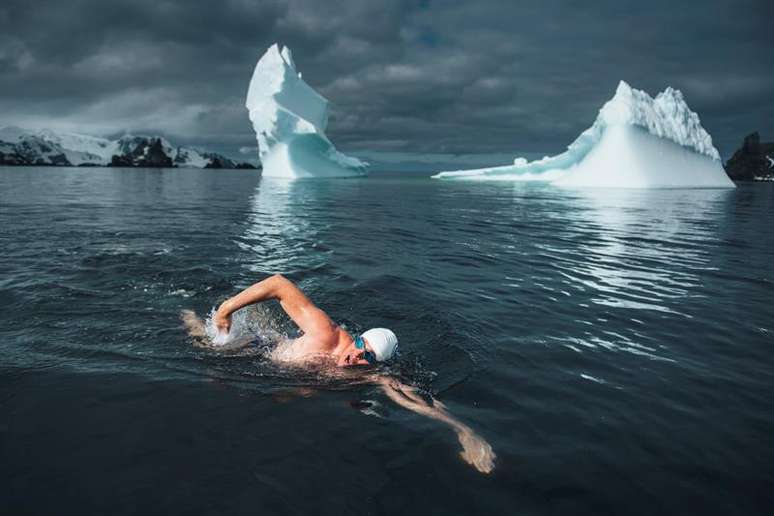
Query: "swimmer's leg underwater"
180 309 205 338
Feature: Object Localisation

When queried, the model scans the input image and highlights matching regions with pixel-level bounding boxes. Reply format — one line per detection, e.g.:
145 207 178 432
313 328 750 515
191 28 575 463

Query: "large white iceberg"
433 81 734 188
245 44 367 178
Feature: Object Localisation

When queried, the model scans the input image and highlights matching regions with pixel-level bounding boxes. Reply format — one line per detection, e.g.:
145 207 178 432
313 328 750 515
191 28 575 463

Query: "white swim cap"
361 328 398 362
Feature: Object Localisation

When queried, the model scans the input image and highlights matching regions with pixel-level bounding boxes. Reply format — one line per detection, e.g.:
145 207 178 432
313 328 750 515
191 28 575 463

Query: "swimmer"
181 273 495 473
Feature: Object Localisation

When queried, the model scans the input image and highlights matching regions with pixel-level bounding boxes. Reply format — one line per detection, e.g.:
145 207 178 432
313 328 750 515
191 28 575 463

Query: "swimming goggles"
354 335 377 365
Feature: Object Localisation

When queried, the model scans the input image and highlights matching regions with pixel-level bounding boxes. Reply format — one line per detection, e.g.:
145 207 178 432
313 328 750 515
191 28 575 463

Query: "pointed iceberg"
245 44 367 178
433 81 734 188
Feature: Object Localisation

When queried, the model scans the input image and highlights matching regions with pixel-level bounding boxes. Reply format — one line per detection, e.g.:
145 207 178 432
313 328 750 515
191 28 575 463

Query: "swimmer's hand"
213 303 232 334
456 426 495 474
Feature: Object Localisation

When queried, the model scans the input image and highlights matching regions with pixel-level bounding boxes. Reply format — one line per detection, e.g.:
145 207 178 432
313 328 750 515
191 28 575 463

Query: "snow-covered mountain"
0 127 74 166
0 126 256 169
433 81 733 188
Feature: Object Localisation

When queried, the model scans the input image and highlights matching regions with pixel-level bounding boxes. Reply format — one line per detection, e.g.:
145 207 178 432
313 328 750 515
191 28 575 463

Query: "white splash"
204 307 251 346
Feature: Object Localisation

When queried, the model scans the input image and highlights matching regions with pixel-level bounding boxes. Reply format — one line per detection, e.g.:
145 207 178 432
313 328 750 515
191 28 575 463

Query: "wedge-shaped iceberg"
433 81 734 188
245 44 367 178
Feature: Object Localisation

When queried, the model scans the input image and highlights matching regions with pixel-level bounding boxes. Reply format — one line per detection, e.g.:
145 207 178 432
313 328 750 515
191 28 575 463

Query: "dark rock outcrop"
110 137 173 168
110 154 134 167
108 138 256 169
724 132 774 181
203 153 258 169
144 138 174 167
204 156 228 169
0 150 26 165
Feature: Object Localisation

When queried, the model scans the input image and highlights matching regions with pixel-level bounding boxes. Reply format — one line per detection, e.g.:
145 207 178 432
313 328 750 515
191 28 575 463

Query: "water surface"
1 167 773 514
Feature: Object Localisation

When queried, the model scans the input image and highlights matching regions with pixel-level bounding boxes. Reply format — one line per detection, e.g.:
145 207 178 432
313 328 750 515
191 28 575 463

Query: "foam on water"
204 307 243 346
203 305 286 348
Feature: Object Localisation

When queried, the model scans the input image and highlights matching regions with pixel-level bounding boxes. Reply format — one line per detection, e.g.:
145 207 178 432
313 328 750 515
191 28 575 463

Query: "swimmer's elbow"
269 274 294 296
270 274 293 289
271 275 311 303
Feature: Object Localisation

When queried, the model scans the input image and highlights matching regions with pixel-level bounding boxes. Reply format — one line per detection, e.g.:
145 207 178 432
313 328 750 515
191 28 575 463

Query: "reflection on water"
525 187 736 362
238 178 331 276
564 189 732 311
233 176 477 391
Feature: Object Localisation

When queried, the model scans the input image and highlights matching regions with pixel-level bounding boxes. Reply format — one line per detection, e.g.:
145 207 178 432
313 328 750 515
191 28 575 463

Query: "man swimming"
182 274 495 473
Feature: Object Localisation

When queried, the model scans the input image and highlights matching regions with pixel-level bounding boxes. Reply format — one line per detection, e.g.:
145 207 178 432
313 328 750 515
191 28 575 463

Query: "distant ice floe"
433 81 734 188
245 44 367 178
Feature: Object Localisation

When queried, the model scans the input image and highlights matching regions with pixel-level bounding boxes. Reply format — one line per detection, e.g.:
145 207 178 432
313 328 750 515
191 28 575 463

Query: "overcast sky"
1 0 772 165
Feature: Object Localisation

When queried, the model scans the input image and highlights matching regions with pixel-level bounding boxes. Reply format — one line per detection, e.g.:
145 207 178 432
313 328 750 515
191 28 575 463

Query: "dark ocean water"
1 166 773 515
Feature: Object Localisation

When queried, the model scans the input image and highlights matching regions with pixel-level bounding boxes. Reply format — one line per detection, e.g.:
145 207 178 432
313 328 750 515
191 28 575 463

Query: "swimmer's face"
337 337 374 367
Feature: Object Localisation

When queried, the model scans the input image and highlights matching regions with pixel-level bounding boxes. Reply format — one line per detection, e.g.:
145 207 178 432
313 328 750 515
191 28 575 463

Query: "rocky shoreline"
724 132 774 181
0 128 257 169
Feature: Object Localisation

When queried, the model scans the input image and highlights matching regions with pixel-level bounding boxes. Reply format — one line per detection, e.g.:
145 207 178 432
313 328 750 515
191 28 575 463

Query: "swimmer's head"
339 328 398 367
362 328 398 362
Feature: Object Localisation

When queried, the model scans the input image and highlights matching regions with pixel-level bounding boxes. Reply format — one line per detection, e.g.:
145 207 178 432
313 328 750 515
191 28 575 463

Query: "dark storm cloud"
1 0 772 161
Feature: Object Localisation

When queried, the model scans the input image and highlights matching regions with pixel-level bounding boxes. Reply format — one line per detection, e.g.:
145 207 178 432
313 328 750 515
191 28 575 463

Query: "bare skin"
372 376 495 473
181 274 495 473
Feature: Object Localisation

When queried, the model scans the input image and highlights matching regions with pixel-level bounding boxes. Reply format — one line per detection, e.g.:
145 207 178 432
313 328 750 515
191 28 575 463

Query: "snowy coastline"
0 126 255 169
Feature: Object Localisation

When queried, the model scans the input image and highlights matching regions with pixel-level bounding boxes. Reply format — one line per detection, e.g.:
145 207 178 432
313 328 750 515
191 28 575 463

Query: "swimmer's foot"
181 309 206 338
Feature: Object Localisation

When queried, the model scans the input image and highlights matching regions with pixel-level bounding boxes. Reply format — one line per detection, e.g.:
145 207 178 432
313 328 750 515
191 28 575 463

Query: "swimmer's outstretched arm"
373 376 495 474
214 274 336 339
